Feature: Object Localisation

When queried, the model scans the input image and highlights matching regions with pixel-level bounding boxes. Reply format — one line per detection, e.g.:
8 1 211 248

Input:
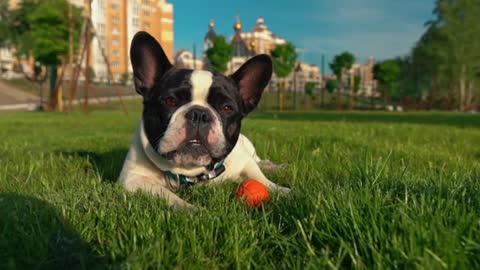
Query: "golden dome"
235 22 242 30
209 20 215 28
234 15 242 31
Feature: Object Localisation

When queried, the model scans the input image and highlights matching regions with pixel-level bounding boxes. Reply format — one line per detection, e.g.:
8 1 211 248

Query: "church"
174 16 322 93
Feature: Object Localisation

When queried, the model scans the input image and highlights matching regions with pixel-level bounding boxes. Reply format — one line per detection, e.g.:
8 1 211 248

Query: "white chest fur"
118 120 288 209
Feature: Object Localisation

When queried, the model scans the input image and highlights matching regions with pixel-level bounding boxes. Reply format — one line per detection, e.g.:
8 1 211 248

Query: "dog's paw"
172 202 199 213
258 159 286 172
270 186 291 194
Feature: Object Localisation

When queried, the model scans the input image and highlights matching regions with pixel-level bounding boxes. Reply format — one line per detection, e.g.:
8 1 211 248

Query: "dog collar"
163 160 226 191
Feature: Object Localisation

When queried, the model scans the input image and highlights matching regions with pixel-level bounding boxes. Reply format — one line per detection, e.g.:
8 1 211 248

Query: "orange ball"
236 179 270 207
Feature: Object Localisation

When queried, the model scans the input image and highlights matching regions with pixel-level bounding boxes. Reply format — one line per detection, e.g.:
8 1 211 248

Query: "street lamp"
293 62 302 110
34 61 44 110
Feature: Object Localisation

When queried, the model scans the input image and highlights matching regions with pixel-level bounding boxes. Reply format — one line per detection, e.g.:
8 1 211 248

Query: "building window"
133 4 139 14
112 39 120 46
143 0 150 7
143 22 150 28
112 28 120 35
97 0 105 9
97 23 106 33
97 35 106 43
144 10 150 16
111 4 119 11
132 18 139 27
112 61 120 68
113 50 120 57
112 16 120 25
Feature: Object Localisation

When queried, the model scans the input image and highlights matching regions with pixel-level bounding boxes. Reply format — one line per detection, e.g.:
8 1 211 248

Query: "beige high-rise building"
1 0 174 82
88 0 174 81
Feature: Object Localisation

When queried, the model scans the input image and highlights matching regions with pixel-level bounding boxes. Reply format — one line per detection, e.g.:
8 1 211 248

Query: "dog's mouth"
160 139 213 168
161 138 211 159
187 139 202 146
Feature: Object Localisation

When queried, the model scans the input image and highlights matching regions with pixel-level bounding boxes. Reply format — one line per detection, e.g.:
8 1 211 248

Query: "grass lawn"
1 104 479 269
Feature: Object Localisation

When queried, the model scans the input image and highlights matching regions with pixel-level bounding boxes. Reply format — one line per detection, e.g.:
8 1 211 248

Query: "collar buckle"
163 160 225 192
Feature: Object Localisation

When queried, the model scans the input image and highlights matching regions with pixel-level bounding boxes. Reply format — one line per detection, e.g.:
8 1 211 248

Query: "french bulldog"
118 31 290 209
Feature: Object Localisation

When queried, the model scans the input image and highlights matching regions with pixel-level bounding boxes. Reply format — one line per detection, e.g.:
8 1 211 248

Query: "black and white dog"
119 32 290 209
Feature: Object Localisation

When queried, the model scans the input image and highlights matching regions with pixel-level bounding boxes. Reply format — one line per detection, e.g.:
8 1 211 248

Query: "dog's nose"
186 107 212 125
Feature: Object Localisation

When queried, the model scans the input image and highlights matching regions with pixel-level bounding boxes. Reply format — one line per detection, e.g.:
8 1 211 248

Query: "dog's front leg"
122 176 196 210
241 160 291 193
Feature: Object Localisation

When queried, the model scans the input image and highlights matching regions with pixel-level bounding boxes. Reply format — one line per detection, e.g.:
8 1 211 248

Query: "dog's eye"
163 96 177 107
222 105 234 113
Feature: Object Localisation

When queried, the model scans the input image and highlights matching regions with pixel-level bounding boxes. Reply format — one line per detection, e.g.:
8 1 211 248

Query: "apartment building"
90 0 174 81
1 0 174 82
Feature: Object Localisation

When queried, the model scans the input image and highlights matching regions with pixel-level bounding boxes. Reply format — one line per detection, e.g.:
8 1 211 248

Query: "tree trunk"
350 87 355 110
350 73 354 110
459 65 467 111
320 87 325 108
370 93 374 110
292 77 297 111
336 80 342 110
383 87 388 109
48 65 58 110
466 80 474 110
279 79 285 111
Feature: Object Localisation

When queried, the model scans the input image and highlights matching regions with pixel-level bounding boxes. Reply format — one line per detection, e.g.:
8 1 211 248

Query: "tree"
271 42 297 111
353 75 361 92
329 51 356 109
28 0 82 110
305 82 317 96
119 72 130 86
9 0 37 58
423 0 480 110
373 59 402 107
326 79 338 93
0 0 10 46
205 36 233 73
0 0 9 74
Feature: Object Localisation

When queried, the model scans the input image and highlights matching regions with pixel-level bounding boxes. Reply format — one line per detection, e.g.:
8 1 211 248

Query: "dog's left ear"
230 54 272 114
130 31 172 96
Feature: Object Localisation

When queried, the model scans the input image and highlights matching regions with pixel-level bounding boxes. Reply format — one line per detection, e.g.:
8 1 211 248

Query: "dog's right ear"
130 31 172 96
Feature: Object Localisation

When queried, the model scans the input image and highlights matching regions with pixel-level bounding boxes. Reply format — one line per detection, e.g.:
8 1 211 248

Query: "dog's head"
130 31 272 171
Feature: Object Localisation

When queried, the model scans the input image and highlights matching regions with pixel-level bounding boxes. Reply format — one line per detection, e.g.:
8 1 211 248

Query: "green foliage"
329 51 356 80
8 0 38 57
1 109 480 268
0 0 10 46
325 79 338 93
406 0 480 109
374 60 402 86
86 66 95 81
206 36 233 73
271 42 298 78
374 59 402 99
304 82 317 96
29 0 82 66
119 72 130 85
353 75 361 92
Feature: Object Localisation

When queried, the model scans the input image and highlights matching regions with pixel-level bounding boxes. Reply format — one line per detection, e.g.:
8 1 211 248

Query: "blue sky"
169 0 436 74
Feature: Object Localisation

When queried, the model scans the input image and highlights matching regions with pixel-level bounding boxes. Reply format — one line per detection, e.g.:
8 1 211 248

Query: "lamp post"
34 61 43 109
293 62 302 110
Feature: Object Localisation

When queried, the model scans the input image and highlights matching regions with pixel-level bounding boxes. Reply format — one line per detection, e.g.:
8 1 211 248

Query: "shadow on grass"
60 149 128 183
0 193 108 269
250 111 480 129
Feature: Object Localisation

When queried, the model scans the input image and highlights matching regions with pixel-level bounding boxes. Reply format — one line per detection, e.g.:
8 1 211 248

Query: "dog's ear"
130 31 172 96
230 54 272 115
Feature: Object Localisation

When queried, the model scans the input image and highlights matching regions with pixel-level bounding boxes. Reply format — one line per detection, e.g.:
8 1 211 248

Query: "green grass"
1 104 480 269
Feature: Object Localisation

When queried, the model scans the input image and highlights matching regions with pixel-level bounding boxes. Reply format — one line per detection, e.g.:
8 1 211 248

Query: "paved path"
0 80 39 106
0 80 142 112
